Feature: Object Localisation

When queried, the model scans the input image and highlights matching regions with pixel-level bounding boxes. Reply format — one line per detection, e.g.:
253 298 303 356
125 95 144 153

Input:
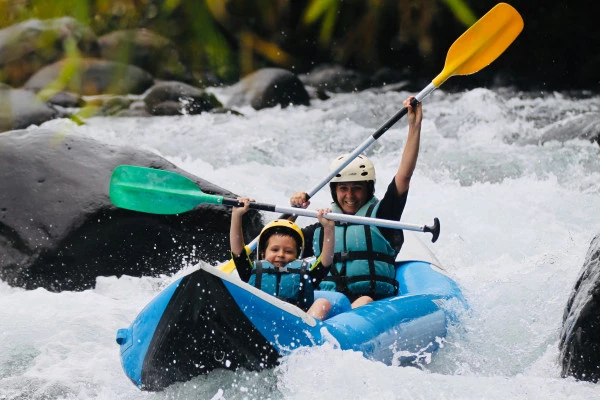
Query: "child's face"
264 234 298 267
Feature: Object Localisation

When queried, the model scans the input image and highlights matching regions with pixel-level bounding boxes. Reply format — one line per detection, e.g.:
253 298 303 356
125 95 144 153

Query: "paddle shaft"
109 165 437 240
305 90 432 200
223 197 440 242
244 86 432 251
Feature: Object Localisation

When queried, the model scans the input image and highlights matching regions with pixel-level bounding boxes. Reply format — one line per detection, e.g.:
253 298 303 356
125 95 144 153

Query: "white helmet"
329 154 376 183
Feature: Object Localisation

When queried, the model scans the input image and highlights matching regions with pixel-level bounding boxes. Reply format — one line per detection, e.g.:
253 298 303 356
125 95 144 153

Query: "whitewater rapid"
1 87 599 399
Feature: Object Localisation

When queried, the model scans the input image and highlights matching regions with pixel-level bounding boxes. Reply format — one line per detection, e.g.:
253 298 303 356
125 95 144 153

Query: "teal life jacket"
313 197 398 300
248 259 315 310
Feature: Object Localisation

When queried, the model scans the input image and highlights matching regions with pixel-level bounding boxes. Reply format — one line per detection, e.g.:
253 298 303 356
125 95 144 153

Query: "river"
1 87 599 399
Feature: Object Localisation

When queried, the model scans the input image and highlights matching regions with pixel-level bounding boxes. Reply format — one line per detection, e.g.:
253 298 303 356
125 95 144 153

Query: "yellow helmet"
258 219 305 258
329 154 376 183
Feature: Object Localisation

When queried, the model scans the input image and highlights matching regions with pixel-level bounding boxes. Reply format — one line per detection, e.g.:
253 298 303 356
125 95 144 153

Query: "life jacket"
248 259 315 310
313 197 398 300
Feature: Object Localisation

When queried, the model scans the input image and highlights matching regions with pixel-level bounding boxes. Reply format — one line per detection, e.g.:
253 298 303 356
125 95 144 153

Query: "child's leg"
351 295 373 308
313 290 352 316
307 298 332 320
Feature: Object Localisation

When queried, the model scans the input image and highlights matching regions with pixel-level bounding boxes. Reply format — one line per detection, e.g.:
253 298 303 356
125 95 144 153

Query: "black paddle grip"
222 198 277 212
424 217 441 243
372 97 420 140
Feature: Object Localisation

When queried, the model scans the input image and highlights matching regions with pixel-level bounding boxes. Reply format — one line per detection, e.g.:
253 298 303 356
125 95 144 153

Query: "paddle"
219 2 524 271
109 165 441 239
305 3 523 197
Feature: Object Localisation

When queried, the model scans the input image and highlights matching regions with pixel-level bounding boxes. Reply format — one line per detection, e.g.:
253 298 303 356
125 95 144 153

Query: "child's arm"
230 197 251 257
317 208 335 267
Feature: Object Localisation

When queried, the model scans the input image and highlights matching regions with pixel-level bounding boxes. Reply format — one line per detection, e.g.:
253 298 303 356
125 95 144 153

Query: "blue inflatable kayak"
116 232 466 391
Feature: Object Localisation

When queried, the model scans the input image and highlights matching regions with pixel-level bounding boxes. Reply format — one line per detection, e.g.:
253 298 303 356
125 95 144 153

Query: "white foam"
3 88 599 399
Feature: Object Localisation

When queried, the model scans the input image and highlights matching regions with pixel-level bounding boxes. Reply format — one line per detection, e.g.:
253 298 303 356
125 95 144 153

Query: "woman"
290 96 422 307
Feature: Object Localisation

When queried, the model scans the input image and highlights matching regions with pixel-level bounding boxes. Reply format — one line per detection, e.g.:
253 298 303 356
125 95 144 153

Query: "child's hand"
232 197 253 217
317 208 334 228
318 208 335 268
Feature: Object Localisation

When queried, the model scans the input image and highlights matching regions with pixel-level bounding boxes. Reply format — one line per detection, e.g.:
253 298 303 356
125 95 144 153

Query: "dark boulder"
98 29 193 84
143 81 222 115
559 234 600 382
540 113 600 147
43 91 85 108
300 64 371 93
370 67 411 88
225 68 310 110
23 58 154 96
117 100 153 117
0 129 263 292
0 17 99 87
84 95 135 117
0 88 58 133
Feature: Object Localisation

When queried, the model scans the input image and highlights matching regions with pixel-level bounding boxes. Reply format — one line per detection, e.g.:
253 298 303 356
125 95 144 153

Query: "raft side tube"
138 267 280 391
118 277 183 387
322 293 448 364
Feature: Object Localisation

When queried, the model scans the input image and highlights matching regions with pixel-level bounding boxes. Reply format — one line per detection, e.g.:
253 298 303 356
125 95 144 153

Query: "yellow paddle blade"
217 245 251 274
218 259 237 274
432 3 524 87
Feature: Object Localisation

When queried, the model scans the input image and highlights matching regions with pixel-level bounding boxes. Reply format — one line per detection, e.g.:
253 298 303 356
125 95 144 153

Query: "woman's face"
335 181 369 214
263 234 298 267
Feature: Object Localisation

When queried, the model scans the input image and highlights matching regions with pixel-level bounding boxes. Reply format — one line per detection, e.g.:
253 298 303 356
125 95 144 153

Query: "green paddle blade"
109 165 223 214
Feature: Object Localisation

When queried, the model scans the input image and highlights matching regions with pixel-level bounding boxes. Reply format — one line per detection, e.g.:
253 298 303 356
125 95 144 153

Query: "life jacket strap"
321 274 399 298
332 250 396 264
251 260 312 308
254 260 263 289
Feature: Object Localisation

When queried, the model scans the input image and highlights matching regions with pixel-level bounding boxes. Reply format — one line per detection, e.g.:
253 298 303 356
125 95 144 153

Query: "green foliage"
30 0 91 24
303 0 339 45
441 0 477 26
36 36 82 101
182 1 237 81
0 0 477 82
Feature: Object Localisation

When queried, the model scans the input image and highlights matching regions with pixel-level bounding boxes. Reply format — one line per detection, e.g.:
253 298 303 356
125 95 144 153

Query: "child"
230 197 334 320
